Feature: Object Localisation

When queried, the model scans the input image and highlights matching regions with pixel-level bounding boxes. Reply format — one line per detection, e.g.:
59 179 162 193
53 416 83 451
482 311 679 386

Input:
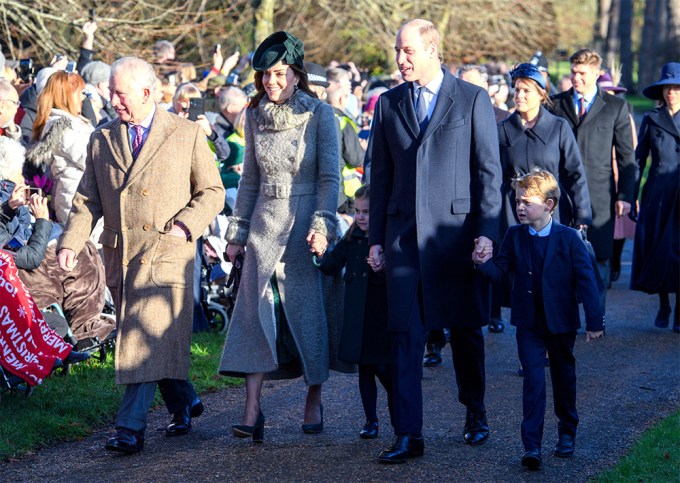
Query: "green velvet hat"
252 31 304 72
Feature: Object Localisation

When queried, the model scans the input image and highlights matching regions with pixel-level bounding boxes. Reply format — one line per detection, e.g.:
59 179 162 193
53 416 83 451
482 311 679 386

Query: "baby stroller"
200 215 236 333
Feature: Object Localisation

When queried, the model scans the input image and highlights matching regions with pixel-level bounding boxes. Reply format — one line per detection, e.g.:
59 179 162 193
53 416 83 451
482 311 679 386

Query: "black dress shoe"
64 350 90 364
189 397 204 418
463 410 490 446
105 427 144 454
423 345 442 367
378 435 424 464
554 433 575 458
359 421 379 439
166 397 204 436
521 448 542 470
655 308 671 328
302 403 324 434
232 410 265 443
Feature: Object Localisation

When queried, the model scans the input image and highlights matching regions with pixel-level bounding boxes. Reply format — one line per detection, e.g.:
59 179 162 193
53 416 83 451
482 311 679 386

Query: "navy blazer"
366 69 502 330
477 221 604 334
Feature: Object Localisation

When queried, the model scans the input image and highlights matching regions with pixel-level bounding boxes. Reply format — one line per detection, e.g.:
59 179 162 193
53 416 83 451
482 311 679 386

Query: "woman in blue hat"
631 62 680 331
219 31 343 441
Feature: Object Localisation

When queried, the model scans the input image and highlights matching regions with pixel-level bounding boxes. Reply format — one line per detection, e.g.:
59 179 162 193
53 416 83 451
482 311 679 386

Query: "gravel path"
1 245 678 482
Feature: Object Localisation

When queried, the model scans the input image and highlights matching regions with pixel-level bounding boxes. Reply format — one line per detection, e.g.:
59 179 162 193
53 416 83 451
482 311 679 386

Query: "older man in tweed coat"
58 57 224 454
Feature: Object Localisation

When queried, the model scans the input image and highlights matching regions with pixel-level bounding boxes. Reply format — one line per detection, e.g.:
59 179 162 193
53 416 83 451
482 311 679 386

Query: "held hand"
368 244 385 272
473 236 493 256
472 249 492 265
28 195 49 220
586 330 604 342
615 200 631 218
195 115 212 136
57 249 78 272
226 243 245 264
168 223 189 238
306 231 328 255
50 55 69 70
8 183 28 209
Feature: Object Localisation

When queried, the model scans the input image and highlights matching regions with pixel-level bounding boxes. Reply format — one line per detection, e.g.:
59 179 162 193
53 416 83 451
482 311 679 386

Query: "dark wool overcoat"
367 69 502 331
550 88 636 260
497 107 592 234
631 107 679 294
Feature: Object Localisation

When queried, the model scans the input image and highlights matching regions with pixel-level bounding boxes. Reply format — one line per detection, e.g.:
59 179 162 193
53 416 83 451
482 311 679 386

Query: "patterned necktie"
416 86 429 132
131 124 144 160
578 97 587 122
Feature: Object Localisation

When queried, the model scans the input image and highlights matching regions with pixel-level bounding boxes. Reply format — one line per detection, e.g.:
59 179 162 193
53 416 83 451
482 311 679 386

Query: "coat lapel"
125 108 178 187
649 108 680 139
397 84 419 140
559 90 579 127
103 118 133 173
421 70 455 143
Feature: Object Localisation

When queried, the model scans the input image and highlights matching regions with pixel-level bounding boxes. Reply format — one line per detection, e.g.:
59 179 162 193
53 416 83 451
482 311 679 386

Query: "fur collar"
252 90 319 131
25 115 72 167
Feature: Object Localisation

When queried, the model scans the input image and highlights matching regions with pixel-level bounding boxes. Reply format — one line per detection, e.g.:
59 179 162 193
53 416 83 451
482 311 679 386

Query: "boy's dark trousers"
516 321 578 451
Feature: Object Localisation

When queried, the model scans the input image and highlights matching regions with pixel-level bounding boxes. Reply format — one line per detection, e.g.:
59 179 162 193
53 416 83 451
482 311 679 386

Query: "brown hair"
569 49 602 69
512 76 552 107
250 63 316 108
33 71 86 141
511 168 560 212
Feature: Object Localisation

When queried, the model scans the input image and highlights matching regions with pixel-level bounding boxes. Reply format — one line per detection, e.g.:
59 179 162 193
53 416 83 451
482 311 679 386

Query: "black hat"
642 62 680 100
529 50 549 72
252 31 304 72
304 62 329 87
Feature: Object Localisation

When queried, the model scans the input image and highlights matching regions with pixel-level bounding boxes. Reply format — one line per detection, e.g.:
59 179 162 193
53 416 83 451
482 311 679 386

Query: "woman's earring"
294 84 299 90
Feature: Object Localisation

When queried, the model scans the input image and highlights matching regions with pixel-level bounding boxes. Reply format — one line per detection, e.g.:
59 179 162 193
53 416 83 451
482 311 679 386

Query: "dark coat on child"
316 228 390 365
631 107 680 294
477 221 604 334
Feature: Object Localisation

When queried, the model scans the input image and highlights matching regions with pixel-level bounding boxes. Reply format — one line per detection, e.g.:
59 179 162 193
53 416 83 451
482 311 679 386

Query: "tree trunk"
594 0 613 54
252 0 275 51
604 0 620 70
618 0 634 91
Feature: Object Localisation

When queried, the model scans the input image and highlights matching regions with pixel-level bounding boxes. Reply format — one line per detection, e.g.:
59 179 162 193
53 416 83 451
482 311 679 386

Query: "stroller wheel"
207 306 228 333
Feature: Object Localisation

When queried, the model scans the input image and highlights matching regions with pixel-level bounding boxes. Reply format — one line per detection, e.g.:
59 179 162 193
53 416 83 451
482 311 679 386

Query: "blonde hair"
33 71 86 141
173 82 202 102
511 168 560 212
569 49 602 69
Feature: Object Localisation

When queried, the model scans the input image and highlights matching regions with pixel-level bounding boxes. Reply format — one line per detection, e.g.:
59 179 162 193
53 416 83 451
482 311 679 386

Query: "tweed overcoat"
219 91 340 385
59 107 225 384
550 88 636 260
366 69 502 331
631 107 680 294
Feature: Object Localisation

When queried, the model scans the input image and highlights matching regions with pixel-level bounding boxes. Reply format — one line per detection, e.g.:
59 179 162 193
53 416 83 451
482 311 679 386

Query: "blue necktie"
416 86 429 133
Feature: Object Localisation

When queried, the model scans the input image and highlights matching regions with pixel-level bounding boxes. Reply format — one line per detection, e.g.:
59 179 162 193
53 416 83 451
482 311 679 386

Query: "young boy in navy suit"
473 169 604 470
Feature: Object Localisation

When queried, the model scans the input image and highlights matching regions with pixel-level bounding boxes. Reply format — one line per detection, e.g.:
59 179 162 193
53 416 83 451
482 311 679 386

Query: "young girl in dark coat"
313 184 393 439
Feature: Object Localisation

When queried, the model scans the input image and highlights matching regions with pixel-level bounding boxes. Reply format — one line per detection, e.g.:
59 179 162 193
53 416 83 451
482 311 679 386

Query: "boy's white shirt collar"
529 217 553 237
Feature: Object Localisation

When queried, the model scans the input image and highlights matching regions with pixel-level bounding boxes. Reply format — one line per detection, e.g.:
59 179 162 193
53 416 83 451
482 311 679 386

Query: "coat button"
289 156 295 162
122 259 129 266
143 224 151 231
140 258 147 264
142 189 150 196
121 191 127 198
528 271 532 276
528 290 533 294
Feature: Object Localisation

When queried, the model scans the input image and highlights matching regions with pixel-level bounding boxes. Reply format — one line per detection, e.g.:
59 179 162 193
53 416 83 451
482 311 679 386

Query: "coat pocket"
150 233 194 287
441 118 466 130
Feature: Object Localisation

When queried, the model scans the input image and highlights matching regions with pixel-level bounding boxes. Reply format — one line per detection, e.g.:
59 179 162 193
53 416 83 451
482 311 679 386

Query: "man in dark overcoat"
550 49 636 312
365 18 502 463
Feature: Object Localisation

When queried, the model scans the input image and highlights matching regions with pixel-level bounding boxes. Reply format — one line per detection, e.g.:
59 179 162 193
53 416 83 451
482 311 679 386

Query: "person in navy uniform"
365 18 502 463
474 169 604 470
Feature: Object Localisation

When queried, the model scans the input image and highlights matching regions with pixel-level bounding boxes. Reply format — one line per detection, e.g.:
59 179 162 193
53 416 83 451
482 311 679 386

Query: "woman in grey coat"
219 32 339 441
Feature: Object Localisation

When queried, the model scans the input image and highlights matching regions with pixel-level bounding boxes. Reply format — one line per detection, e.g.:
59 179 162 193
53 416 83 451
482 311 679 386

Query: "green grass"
0 331 239 461
596 410 680 482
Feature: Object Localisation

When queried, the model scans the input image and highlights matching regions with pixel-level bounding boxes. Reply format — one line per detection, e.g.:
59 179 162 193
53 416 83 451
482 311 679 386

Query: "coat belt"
260 182 317 199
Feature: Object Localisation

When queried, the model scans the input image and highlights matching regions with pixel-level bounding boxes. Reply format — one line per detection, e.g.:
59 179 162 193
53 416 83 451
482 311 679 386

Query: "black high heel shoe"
232 410 265 443
302 404 323 434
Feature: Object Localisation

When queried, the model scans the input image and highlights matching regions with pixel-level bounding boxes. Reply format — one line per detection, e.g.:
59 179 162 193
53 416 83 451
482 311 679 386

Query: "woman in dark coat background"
489 63 592 332
631 62 680 332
